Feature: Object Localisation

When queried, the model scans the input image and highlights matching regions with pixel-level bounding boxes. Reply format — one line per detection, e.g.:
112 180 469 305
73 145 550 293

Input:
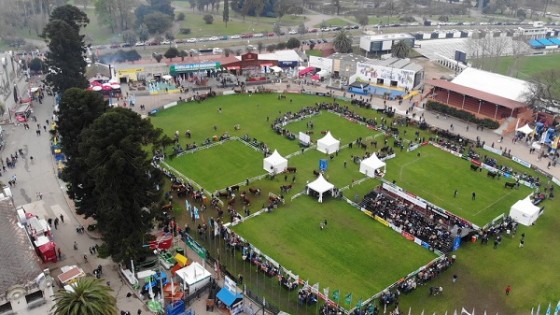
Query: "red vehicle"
241 33 253 38
267 32 276 37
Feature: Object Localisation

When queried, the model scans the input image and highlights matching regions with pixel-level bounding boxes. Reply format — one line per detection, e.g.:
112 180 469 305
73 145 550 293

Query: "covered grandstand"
425 67 532 121
529 37 560 49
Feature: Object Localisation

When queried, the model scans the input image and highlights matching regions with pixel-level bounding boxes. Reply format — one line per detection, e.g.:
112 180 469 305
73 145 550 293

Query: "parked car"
161 40 171 45
288 30 297 35
175 39 185 44
220 35 229 40
320 27 331 32
331 26 342 31
230 34 241 39
241 33 253 38
309 28 319 33
253 33 264 38
212 47 223 54
135 41 145 46
267 32 276 37
186 38 197 43
209 36 220 41
198 37 209 42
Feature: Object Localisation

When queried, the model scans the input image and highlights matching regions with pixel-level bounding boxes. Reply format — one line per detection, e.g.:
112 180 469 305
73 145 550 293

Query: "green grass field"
385 145 531 226
476 54 560 80
233 196 438 300
165 140 263 192
150 94 560 314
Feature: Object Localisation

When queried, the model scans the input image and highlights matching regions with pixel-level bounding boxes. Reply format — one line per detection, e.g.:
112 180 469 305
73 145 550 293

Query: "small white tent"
317 132 340 154
175 262 212 293
263 150 288 174
509 196 542 226
359 154 386 177
516 124 534 135
306 174 335 203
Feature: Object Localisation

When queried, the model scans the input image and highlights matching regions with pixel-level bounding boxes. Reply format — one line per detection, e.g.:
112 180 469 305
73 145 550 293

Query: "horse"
320 130 328 135
217 190 230 198
230 185 240 192
242 195 251 206
249 188 261 196
161 203 173 211
470 164 480 171
280 184 293 193
504 182 517 189
487 171 497 178
286 167 297 173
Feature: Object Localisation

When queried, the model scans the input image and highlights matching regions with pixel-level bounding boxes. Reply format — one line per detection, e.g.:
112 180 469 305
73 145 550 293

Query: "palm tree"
333 30 353 53
391 40 411 59
52 277 117 315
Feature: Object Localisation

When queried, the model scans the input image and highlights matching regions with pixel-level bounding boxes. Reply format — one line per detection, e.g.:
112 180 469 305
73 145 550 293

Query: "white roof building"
451 67 531 103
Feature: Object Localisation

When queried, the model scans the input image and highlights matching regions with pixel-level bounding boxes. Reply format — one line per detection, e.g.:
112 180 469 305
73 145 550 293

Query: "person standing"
59 214 64 223
505 285 512 295
454 189 458 198
472 192 476 200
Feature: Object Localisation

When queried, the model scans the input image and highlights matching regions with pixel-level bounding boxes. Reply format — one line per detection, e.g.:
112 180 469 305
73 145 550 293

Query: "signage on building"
170 62 221 73
242 53 258 61
356 62 416 90
278 61 298 67
117 68 144 76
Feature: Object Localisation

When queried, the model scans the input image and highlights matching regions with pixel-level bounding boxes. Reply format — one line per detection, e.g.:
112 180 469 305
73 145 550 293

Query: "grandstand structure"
528 37 560 49
425 67 532 121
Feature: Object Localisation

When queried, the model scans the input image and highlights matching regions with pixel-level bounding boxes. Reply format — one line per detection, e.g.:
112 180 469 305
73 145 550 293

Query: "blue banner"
452 236 461 251
319 159 328 171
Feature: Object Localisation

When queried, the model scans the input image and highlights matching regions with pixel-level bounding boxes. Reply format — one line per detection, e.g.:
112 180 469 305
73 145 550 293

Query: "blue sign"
319 159 328 171
171 62 221 73
278 61 298 67
452 236 461 251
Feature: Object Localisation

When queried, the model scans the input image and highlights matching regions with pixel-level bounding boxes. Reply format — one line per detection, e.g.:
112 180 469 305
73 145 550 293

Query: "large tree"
143 12 173 34
223 0 230 27
391 40 411 59
77 107 166 262
41 5 89 93
333 30 352 53
52 277 117 315
58 89 109 213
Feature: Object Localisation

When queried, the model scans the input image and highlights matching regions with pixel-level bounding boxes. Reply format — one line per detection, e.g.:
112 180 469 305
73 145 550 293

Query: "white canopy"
162 74 173 80
270 66 283 73
317 132 340 154
306 174 335 203
359 154 386 177
509 196 541 226
516 123 534 135
263 150 288 174
175 262 212 291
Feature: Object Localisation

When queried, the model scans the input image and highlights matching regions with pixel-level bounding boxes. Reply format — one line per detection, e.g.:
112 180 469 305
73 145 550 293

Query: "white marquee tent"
516 124 534 135
306 174 335 203
359 154 386 177
509 196 542 226
263 150 288 174
317 132 340 154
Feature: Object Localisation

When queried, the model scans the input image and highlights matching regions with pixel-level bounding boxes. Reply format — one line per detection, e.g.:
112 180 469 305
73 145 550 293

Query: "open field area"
232 196 438 301
385 145 532 226
150 94 559 314
477 54 560 80
165 140 264 192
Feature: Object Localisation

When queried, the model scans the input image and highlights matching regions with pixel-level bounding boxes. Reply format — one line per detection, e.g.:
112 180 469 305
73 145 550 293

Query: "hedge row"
426 100 500 129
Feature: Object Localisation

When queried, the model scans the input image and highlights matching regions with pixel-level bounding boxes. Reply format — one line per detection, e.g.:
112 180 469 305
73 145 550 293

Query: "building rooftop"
452 67 531 103
0 196 44 296
362 33 415 41
328 53 370 63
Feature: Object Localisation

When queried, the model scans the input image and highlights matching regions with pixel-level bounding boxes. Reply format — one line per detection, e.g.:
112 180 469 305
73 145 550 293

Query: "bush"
276 42 287 50
203 14 214 24
286 38 300 49
180 28 191 34
266 44 276 52
426 101 500 129
177 12 186 21
399 16 416 22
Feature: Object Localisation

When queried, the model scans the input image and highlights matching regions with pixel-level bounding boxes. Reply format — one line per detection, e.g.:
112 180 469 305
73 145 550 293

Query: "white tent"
359 154 386 177
306 174 335 203
516 124 534 135
509 196 542 226
317 132 340 154
270 66 283 73
175 262 212 293
263 150 288 174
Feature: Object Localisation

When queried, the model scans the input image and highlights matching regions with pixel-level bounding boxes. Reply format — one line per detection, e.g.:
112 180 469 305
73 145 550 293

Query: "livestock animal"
280 184 293 193
229 185 240 192
286 167 297 173
487 171 498 178
249 188 261 196
504 182 518 189
470 164 480 171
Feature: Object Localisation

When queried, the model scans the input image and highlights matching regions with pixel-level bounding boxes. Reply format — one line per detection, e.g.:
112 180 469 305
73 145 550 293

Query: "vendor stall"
216 287 244 314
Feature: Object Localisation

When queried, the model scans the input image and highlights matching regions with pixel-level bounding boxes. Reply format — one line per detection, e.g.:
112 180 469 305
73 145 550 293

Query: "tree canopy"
42 10 89 94
52 277 117 315
135 0 175 26
391 40 411 59
75 108 166 261
333 30 353 53
143 12 173 34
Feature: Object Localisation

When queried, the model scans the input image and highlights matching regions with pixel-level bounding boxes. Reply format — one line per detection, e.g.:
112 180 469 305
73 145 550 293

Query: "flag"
312 282 319 293
194 206 200 220
546 303 552 315
323 287 329 299
538 304 541 315
554 300 560 315
345 292 352 305
355 298 363 308
185 200 190 212
304 280 309 287
331 289 340 302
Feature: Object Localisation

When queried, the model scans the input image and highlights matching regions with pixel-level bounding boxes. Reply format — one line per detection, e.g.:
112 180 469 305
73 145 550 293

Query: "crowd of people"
362 191 454 252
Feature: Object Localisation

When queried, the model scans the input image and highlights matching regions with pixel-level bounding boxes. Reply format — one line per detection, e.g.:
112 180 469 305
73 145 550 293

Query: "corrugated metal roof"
0 197 44 295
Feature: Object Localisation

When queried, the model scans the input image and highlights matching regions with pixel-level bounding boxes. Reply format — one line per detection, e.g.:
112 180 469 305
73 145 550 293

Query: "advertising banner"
355 62 415 90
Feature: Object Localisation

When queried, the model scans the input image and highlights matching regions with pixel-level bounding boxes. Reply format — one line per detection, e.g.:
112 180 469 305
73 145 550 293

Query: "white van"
212 47 223 55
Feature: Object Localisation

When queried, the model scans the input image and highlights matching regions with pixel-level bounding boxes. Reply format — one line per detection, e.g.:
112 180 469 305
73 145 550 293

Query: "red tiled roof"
426 79 528 110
